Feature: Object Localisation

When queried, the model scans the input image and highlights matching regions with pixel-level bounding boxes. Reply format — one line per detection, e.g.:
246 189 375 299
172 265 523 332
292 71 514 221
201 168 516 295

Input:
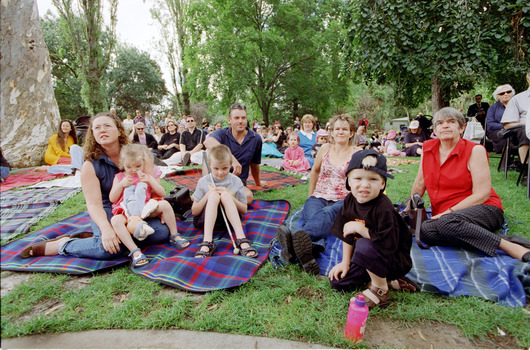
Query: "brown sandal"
20 236 70 259
388 277 420 292
355 283 390 309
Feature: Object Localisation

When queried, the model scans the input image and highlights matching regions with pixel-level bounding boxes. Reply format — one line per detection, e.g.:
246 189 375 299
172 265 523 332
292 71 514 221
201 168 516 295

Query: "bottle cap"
355 294 366 307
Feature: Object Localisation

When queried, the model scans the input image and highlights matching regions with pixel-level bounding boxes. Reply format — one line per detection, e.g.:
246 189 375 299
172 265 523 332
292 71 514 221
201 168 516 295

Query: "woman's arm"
109 176 125 203
308 143 328 196
410 154 427 197
81 161 120 254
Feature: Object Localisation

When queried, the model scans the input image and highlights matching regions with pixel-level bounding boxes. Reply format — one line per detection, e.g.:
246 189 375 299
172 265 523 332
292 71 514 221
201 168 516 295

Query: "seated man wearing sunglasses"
204 103 263 203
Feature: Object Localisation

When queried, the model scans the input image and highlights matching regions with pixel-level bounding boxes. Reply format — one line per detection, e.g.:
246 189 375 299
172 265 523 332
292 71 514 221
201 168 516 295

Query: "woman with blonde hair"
297 114 317 167
276 114 357 274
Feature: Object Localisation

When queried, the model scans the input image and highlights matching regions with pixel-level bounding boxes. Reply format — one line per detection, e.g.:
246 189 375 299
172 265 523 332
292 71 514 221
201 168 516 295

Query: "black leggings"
420 204 504 256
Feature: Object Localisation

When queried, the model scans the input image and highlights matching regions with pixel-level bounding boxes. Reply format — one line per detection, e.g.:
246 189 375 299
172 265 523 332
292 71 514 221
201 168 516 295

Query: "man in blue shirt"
204 103 263 203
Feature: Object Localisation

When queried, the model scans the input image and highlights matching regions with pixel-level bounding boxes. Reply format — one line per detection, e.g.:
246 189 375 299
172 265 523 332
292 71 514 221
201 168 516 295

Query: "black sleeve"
146 133 158 149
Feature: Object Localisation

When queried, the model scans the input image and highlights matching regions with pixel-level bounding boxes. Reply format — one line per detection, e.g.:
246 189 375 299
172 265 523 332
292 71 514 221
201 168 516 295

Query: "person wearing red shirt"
410 107 529 262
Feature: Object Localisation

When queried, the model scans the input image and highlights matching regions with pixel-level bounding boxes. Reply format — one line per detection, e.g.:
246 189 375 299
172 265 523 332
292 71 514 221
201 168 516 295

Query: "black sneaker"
292 230 320 275
182 152 191 166
275 224 295 263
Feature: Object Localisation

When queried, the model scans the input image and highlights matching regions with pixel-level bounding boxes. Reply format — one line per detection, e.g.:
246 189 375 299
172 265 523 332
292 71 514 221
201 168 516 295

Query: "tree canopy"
107 46 168 113
343 0 530 113
185 0 347 125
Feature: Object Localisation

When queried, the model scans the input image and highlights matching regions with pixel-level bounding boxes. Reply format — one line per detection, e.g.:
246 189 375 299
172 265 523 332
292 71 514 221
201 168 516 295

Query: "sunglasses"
136 128 144 131
230 103 246 110
498 90 512 96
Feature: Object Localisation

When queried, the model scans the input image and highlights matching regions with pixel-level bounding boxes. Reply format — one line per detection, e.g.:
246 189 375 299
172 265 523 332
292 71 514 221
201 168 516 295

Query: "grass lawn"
1 158 529 348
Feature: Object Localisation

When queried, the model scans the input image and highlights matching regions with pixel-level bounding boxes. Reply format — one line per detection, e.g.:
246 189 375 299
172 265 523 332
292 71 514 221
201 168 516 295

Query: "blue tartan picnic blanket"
132 199 290 292
0 212 128 274
270 207 530 308
1 187 81 241
1 200 290 292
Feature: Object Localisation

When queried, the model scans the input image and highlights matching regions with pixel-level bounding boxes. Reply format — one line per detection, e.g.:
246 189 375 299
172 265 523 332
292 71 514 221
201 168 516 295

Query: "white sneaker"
141 199 159 219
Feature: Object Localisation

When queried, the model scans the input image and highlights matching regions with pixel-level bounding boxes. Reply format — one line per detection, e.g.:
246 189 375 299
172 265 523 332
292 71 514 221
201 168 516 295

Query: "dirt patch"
156 285 205 303
295 285 324 300
1 271 33 297
64 276 92 290
364 319 518 349
17 299 66 323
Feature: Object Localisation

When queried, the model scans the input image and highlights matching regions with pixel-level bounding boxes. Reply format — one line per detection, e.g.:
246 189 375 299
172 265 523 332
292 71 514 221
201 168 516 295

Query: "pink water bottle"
344 294 369 342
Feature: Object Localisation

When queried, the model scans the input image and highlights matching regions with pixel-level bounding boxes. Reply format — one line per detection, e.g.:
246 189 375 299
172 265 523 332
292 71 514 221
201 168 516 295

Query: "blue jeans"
48 145 84 175
301 196 344 251
59 207 170 259
0 166 9 182
123 183 147 216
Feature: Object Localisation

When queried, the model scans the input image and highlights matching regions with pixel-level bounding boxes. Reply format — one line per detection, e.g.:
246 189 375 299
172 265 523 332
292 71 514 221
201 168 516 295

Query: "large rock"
1 0 61 168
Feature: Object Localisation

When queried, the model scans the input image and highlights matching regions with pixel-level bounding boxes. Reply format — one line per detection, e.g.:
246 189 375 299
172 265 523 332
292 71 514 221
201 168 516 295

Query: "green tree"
186 0 346 125
344 0 530 113
41 11 88 120
52 0 118 114
149 0 191 115
107 46 168 113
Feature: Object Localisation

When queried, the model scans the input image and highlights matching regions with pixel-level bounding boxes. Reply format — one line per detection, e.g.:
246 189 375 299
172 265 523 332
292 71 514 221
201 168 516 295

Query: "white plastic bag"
463 117 485 143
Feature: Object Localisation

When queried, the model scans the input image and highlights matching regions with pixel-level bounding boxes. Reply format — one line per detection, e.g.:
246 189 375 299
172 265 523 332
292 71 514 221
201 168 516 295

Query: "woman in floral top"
276 114 357 275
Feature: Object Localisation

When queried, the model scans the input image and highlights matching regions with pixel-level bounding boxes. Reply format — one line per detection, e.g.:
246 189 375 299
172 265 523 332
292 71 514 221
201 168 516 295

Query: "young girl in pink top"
384 130 405 156
281 132 311 173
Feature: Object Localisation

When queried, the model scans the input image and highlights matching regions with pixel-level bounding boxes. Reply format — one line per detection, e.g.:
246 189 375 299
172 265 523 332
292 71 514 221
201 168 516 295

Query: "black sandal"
194 241 216 258
235 238 258 258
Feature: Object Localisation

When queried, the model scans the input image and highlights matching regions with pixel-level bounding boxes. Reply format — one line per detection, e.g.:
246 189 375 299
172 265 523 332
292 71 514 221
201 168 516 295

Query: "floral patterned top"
312 151 350 202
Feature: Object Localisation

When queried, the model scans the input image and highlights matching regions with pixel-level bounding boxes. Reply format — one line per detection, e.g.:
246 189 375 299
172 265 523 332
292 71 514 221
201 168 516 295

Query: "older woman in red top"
410 107 529 262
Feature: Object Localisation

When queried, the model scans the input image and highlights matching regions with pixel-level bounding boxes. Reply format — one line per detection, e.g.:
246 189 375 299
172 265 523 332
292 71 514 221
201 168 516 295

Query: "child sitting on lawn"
281 132 311 173
384 129 405 157
311 129 329 159
191 144 258 258
109 144 189 267
328 149 415 308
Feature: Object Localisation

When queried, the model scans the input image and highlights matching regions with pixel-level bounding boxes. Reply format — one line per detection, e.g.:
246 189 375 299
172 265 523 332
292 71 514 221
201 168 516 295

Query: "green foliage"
149 0 192 115
185 0 348 124
344 0 530 109
107 46 168 113
41 11 89 120
51 0 118 114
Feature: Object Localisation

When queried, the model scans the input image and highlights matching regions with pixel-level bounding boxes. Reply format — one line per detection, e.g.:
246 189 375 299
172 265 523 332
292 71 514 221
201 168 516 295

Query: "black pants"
420 205 504 256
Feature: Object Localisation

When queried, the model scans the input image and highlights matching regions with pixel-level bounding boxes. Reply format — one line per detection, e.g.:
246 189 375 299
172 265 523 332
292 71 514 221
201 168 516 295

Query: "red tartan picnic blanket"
0 168 65 192
164 168 305 192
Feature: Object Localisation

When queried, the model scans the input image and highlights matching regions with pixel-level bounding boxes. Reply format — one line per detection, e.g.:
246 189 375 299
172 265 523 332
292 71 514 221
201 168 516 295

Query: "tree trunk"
431 75 450 115
1 0 61 167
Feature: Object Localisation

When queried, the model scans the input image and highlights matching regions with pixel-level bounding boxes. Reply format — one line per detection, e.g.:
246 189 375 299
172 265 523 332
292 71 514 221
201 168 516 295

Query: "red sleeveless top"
422 138 502 216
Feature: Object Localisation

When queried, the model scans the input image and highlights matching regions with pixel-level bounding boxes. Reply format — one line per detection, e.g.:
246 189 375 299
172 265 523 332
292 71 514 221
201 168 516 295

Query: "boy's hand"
343 221 369 239
328 262 350 281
